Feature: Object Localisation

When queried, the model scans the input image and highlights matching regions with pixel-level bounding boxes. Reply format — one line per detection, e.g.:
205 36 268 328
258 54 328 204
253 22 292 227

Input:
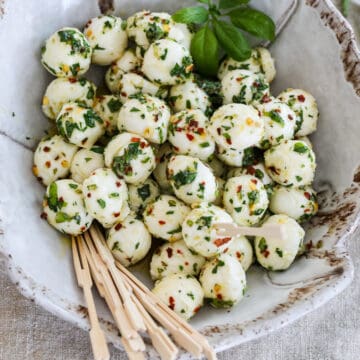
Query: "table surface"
1 1 360 359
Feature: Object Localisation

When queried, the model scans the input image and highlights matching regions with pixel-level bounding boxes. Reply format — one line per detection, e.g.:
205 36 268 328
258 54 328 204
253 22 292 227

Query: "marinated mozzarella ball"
152 274 204 320
167 155 217 205
168 109 215 161
264 140 316 186
269 185 318 222
42 77 96 120
143 195 190 242
223 175 269 226
209 104 264 152
150 240 206 280
104 133 156 185
277 88 319 136
206 155 227 178
56 102 104 148
257 100 296 148
142 39 193 86
169 80 211 114
257 47 276 83
153 143 174 192
41 27 92 77
221 70 270 105
128 178 160 214
118 73 168 103
182 203 235 257
255 214 305 270
168 22 192 49
83 168 129 228
42 179 93 235
84 15 127 65
70 147 104 183
94 95 122 135
107 214 151 267
226 236 254 271
199 254 246 308
33 135 78 186
118 93 170 144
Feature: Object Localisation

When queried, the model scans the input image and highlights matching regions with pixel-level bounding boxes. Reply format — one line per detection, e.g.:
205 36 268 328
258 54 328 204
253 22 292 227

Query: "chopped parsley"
97 199 106 209
137 184 151 201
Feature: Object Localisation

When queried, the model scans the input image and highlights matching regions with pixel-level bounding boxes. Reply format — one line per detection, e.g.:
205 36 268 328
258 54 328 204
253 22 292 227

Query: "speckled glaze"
1 0 360 357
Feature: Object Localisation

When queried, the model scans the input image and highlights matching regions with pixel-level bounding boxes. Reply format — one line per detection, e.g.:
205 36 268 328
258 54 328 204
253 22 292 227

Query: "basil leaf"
219 0 249 9
230 8 275 41
190 25 219 77
172 6 209 24
213 20 251 61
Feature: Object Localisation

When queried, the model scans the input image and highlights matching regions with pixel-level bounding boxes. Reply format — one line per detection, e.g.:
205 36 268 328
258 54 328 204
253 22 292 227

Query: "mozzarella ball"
153 143 174 192
182 203 235 257
150 240 206 280
152 274 204 320
83 168 129 228
206 155 227 178
84 15 127 65
270 185 318 222
56 102 104 148
118 73 168 103
258 100 296 148
168 110 215 161
167 155 217 205
199 254 246 308
104 133 156 185
228 162 274 186
94 95 122 135
143 195 190 241
70 147 104 183
277 88 319 136
225 235 254 271
223 175 269 226
33 135 78 186
42 77 96 120
42 179 93 235
168 22 192 49
209 104 264 152
264 140 316 186
254 214 305 270
107 214 151 267
118 93 170 144
142 39 193 86
169 80 211 114
215 145 245 167
221 70 270 105
41 27 92 77
128 178 160 214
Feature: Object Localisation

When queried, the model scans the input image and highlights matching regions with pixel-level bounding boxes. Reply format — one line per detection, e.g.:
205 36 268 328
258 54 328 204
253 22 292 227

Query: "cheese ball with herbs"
223 175 269 226
199 254 246 308
42 77 96 120
107 214 151 267
150 240 206 281
83 168 129 228
33 135 78 186
255 214 305 271
153 143 174 192
264 140 316 186
94 95 122 135
104 132 156 185
41 27 92 77
70 147 104 184
167 155 218 205
56 102 104 148
221 69 270 105
128 178 160 214
152 274 204 320
168 109 215 161
277 88 319 136
84 15 127 65
142 39 193 86
182 203 235 257
269 185 318 222
118 93 170 144
42 179 93 235
143 195 190 242
226 235 254 271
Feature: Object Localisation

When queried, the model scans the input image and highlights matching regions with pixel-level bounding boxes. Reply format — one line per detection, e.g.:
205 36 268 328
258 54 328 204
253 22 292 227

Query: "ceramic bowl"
1 0 360 357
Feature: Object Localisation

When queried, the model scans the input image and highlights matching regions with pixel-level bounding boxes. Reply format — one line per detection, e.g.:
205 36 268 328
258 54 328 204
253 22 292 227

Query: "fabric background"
1 1 359 359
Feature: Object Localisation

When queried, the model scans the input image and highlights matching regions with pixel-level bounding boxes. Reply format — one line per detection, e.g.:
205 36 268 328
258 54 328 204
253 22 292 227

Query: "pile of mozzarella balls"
34 11 319 321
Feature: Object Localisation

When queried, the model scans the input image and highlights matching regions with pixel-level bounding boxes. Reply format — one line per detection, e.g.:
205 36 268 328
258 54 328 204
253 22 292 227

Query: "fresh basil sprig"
172 0 275 76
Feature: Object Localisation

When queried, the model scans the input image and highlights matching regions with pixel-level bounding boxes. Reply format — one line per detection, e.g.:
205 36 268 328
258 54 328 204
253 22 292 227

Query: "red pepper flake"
246 166 255 175
116 181 122 187
223 247 229 253
216 127 221 135
158 220 166 225
115 223 123 231
131 137 141 143
113 212 120 217
87 193 91 198
121 92 127 97
169 296 175 310
304 209 310 213
186 133 194 141
251 178 258 184
173 146 180 152
154 114 159 122
216 294 223 300
262 94 272 103
140 141 146 149
40 212 47 220
236 185 242 193
80 226 86 232
226 137 232 145
236 77 243 82
214 237 232 247
297 94 305 102
304 192 311 200
236 251 242 259
59 197 64 202
288 114 294 120
268 166 280 175
166 247 173 258
189 120 198 128
194 306 201 313
65 107 73 111
185 261 189 266
197 127 205 135
45 161 51 168
263 250 270 258
176 249 183 255
69 78 77 83
43 146 51 152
